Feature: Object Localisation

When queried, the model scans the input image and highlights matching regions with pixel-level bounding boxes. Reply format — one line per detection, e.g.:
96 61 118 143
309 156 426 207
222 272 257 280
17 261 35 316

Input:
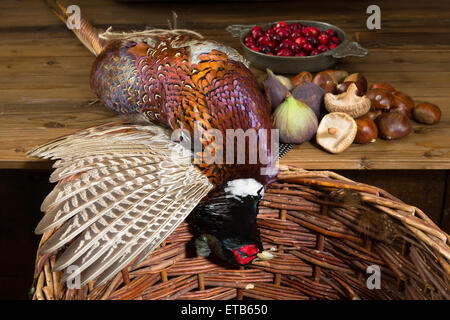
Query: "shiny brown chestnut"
354 116 378 144
369 82 396 92
343 73 368 95
413 102 441 125
376 112 412 140
390 91 415 119
367 88 394 110
313 71 337 94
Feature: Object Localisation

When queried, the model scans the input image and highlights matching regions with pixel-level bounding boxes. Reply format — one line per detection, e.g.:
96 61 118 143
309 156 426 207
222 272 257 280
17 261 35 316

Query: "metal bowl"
226 20 368 74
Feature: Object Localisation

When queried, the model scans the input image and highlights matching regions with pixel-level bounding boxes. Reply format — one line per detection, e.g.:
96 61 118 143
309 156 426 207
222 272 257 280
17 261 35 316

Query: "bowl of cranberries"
227 20 368 73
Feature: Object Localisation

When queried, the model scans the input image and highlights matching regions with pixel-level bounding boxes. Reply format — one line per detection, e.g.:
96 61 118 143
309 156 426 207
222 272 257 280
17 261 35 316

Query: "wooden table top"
1 0 449 170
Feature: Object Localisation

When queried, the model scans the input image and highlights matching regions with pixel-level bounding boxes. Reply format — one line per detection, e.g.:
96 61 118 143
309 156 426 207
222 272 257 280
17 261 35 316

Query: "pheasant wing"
29 122 213 287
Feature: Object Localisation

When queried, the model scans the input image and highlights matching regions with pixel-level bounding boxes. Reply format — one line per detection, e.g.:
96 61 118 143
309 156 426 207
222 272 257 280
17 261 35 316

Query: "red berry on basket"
277 48 292 56
301 26 312 37
278 39 293 50
318 32 328 44
244 35 255 46
309 26 319 37
260 46 272 54
329 36 339 44
295 51 307 56
290 42 301 53
325 28 336 37
329 43 338 50
275 21 288 29
294 36 307 46
310 48 321 56
271 33 282 44
290 22 302 31
302 42 313 52
307 36 318 47
266 40 275 50
251 26 264 39
317 44 329 52
257 35 271 46
249 46 260 52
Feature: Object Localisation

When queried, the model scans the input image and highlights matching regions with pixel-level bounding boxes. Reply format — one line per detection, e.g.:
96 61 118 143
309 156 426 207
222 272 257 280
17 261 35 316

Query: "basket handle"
226 24 254 38
325 40 369 58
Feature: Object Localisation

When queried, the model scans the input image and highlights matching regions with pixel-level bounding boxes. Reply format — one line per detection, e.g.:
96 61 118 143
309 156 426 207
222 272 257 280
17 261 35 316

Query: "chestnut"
376 112 412 140
369 82 395 92
355 115 378 144
343 73 368 95
324 70 349 84
313 71 337 94
367 88 394 110
336 81 365 96
413 102 441 125
365 110 382 121
390 91 414 119
292 71 313 87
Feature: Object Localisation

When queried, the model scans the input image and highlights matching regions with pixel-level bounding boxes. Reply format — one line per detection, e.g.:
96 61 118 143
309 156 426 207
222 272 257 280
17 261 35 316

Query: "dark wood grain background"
0 0 449 299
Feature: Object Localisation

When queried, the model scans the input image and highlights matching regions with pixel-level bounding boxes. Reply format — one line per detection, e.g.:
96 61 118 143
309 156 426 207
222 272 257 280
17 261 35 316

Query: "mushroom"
316 112 357 153
324 83 371 118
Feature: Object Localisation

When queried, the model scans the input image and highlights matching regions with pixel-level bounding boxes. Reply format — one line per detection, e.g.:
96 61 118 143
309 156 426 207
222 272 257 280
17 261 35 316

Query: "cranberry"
318 33 328 44
276 27 291 39
329 43 338 50
325 28 336 37
300 26 312 37
302 42 313 52
329 36 339 44
317 44 329 52
257 35 271 46
277 48 292 56
266 40 275 50
266 28 275 37
307 36 318 47
295 51 307 56
290 22 303 31
290 30 302 41
294 36 307 46
278 39 293 50
290 42 301 53
249 46 260 52
309 26 319 37
260 46 272 54
310 48 321 56
251 26 264 40
275 21 288 29
271 33 282 44
244 35 256 46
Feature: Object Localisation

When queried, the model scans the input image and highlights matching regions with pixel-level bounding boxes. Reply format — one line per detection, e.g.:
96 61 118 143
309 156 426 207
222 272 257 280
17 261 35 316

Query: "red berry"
251 26 264 40
290 42 301 53
266 40 275 50
290 30 302 41
318 33 328 44
329 43 338 50
329 36 339 44
266 28 275 37
294 36 307 46
271 33 282 44
278 39 293 50
310 48 321 56
325 28 336 37
275 21 288 29
249 46 260 52
309 27 319 37
276 48 292 56
257 35 271 46
302 42 313 52
307 36 318 47
276 27 290 39
295 51 307 56
317 44 329 52
244 35 256 46
260 46 272 54
301 26 311 37
290 22 302 31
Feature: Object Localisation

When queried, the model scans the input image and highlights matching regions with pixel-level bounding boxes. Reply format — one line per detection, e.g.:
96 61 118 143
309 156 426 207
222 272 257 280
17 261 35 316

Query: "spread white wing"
29 122 213 287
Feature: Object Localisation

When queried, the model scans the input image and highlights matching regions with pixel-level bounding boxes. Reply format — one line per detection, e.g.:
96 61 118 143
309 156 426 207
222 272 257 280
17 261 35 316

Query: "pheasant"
30 2 278 288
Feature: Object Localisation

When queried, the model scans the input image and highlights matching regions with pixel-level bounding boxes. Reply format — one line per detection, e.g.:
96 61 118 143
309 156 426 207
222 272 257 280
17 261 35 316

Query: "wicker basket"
32 166 450 300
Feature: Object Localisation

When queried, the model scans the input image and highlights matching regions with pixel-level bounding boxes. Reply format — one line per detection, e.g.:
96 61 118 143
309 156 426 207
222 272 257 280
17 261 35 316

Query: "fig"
264 69 290 110
376 112 412 140
292 81 326 120
413 102 441 125
354 116 378 144
367 88 394 110
273 94 318 144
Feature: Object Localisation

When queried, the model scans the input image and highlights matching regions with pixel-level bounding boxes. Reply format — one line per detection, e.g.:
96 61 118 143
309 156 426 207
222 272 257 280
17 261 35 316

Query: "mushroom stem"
342 83 359 103
328 127 339 136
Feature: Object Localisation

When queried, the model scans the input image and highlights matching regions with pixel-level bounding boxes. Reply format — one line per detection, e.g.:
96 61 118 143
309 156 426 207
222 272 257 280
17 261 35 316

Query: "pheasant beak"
255 250 274 261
